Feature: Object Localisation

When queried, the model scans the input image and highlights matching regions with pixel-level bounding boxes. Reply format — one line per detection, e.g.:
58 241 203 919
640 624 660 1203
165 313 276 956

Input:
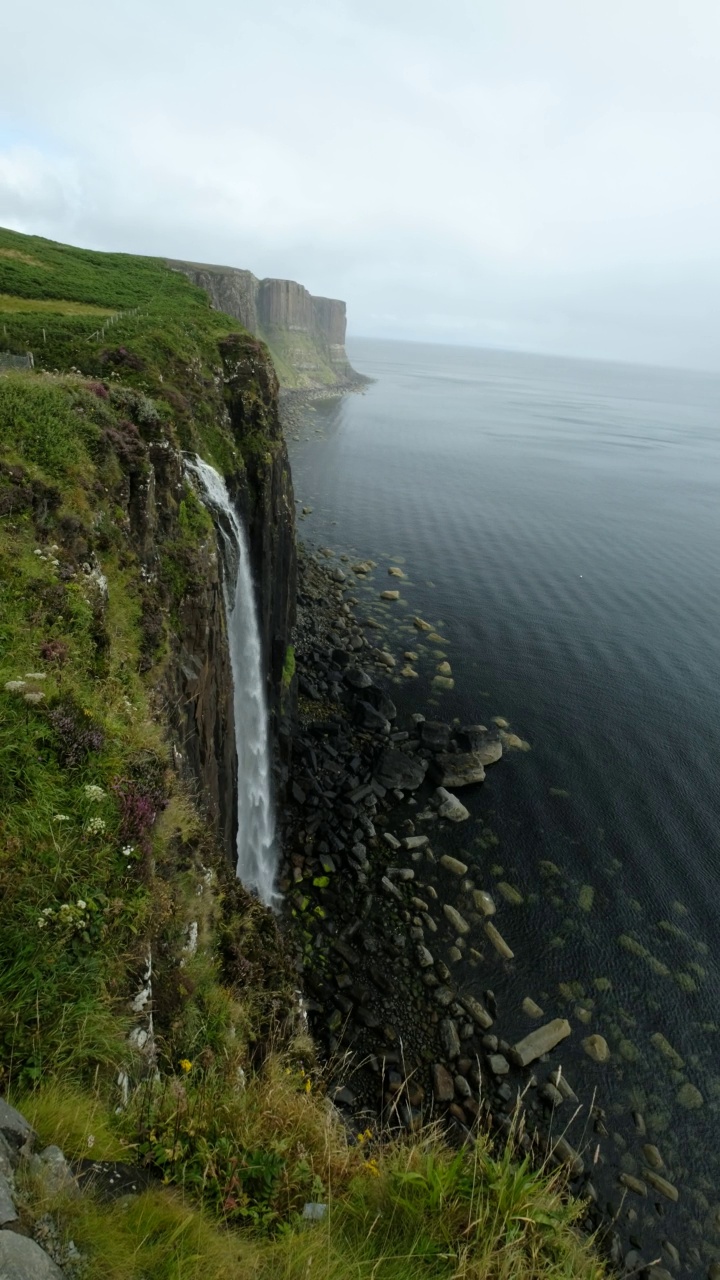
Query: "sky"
2 0 720 369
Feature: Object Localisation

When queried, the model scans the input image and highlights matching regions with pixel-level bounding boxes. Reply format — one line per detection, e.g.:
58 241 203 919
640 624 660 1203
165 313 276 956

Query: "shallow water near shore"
288 337 720 1275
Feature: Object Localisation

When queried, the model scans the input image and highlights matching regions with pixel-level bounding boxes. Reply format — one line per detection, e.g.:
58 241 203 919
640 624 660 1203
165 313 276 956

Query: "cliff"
168 258 366 391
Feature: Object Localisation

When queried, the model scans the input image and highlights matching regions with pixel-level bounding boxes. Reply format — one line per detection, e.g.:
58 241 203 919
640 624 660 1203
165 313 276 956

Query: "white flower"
77 899 87 910
33 548 44 556
42 907 54 916
59 903 71 913
121 845 134 858
87 1135 95 1149
4 680 26 693
24 691 45 705
37 918 47 929
53 814 70 823
86 817 106 835
24 672 47 680
84 784 105 801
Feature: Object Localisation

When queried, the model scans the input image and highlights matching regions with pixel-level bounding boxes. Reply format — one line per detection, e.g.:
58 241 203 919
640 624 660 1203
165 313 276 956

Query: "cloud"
1 0 719 366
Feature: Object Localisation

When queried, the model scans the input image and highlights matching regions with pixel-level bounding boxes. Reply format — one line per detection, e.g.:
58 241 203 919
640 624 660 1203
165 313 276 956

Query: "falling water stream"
185 457 277 905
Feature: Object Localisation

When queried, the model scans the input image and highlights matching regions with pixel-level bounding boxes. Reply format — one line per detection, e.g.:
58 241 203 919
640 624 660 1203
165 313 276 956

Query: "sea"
286 337 720 1274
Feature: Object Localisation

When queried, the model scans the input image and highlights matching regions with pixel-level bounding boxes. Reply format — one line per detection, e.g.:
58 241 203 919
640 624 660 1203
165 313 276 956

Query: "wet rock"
437 792 470 823
416 945 434 968
488 1054 510 1076
522 996 544 1018
454 1075 472 1100
496 881 524 906
619 1172 647 1196
549 1068 579 1103
458 727 503 764
552 1137 584 1177
439 853 468 875
540 1083 564 1108
433 752 486 788
473 890 496 917
380 590 400 600
443 905 471 936
651 1032 685 1071
383 832 401 850
582 1034 611 1063
434 986 455 1008
403 835 428 851
459 993 494 1030
413 617 433 631
432 676 455 692
381 876 403 900
677 1082 704 1109
511 1019 572 1068
0 1233 65 1279
644 1170 679 1201
374 750 428 791
484 921 514 959
420 721 451 752
643 1144 665 1170
440 1019 461 1059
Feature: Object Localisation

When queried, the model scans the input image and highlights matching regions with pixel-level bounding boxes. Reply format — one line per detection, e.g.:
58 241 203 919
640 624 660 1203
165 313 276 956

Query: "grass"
0 293 117 315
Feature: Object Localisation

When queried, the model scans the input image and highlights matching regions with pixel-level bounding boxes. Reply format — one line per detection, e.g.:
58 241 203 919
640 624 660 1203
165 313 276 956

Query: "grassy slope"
0 227 605 1279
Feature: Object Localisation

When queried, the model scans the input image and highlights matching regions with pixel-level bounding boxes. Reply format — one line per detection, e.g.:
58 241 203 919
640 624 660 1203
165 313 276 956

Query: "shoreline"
279 544 638 1271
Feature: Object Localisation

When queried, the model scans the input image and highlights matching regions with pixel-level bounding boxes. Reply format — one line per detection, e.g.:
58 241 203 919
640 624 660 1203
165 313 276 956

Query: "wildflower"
4 680 26 693
37 918 47 929
179 1059 192 1073
24 691 45 705
121 845 134 857
42 907 54 916
34 548 44 556
356 1128 373 1145
77 899 87 910
365 1159 380 1177
86 816 106 835
59 903 71 913
87 1135 95 1149
53 814 70 822
24 672 47 680
304 1078 312 1094
84 784 105 801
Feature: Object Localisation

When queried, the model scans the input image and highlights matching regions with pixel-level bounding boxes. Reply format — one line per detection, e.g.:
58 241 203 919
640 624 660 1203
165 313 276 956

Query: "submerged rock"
582 1034 611 1063
511 1019 572 1068
433 752 486 788
443 904 471 936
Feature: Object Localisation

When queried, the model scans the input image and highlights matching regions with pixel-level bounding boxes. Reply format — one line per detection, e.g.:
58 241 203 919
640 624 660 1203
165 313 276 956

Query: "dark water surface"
288 338 720 1273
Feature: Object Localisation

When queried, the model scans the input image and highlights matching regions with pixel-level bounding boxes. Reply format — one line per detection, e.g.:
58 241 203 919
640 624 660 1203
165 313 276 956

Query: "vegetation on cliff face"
0 227 604 1278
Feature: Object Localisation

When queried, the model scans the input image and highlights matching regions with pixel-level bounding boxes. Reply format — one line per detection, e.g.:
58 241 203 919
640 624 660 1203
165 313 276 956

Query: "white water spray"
185 456 277 905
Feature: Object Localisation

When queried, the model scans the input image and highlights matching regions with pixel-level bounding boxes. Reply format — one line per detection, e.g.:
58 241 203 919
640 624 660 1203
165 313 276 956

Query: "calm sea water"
288 338 720 1271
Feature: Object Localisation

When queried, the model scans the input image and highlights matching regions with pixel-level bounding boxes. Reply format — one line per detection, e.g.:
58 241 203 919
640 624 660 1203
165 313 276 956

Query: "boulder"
0 1171 17 1226
0 1233 65 1280
439 853 468 875
442 904 471 936
473 890 496 917
582 1034 611 1063
432 1064 455 1103
434 752 486 788
484 921 514 959
458 726 503 764
380 590 400 601
0 1098 36 1153
360 685 397 720
420 721 451 752
459 993 493 1029
436 792 470 823
374 750 428 791
355 702 391 734
510 1019 572 1068
344 667 373 689
440 1019 461 1059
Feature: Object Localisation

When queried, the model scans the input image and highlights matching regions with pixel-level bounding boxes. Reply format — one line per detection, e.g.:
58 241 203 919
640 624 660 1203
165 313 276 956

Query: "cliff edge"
168 258 368 391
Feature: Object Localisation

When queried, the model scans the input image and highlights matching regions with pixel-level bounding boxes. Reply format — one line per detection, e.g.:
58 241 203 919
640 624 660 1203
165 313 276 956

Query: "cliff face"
169 259 366 391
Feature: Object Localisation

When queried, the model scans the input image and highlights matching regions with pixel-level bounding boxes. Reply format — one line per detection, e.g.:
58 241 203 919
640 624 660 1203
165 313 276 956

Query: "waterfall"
185 456 277 905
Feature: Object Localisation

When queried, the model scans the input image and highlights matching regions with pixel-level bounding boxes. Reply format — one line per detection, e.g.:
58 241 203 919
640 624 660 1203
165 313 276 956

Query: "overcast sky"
2 1 720 368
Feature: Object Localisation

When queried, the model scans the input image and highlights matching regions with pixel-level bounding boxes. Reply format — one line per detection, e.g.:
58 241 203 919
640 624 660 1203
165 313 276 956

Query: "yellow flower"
366 1159 380 1177
179 1059 192 1073
304 1078 312 1093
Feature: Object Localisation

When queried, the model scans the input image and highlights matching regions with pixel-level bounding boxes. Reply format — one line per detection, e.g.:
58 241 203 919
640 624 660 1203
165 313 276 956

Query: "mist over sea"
288 337 720 1270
